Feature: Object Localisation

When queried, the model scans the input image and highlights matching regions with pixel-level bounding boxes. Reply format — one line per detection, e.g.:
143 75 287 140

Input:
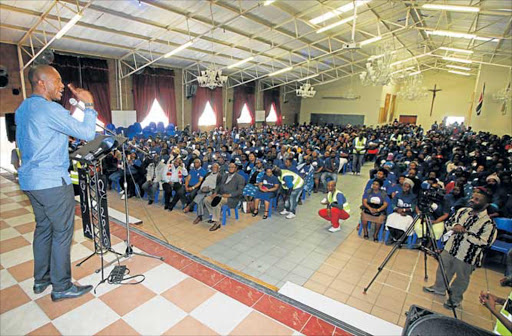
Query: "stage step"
279 282 403 336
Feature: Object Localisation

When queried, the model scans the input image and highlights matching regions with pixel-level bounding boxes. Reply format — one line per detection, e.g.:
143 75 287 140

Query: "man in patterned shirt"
423 187 497 309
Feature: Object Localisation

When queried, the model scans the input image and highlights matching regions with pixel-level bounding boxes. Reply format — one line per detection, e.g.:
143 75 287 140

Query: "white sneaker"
121 194 126 200
119 190 125 195
280 209 290 215
321 198 328 205
328 227 341 233
286 213 296 219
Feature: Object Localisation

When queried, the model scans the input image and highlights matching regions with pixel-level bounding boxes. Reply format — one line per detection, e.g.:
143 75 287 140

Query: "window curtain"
191 87 223 131
263 88 282 125
232 83 255 128
133 67 177 125
53 54 111 124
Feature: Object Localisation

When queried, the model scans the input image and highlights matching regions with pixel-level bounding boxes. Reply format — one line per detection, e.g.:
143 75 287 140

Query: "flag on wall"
476 82 485 116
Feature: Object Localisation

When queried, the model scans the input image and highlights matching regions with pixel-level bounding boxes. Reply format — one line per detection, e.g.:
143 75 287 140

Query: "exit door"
399 115 417 124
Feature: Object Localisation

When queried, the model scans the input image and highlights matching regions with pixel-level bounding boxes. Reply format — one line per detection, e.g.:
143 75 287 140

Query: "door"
399 115 417 124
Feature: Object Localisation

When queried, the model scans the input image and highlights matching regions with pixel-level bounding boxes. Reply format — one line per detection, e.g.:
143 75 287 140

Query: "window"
71 101 104 132
266 103 278 122
237 103 252 124
445 116 465 126
0 117 16 172
198 101 217 126
141 99 168 128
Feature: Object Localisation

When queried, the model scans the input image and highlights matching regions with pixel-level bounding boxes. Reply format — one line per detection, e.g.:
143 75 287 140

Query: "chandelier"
360 44 395 86
397 74 429 101
296 83 316 98
197 66 228 90
492 82 511 114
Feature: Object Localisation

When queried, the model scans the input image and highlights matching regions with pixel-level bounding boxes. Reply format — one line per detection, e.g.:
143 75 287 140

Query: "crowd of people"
89 121 511 236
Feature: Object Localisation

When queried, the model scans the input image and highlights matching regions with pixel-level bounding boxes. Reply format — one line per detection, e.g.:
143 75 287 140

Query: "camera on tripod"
418 186 445 213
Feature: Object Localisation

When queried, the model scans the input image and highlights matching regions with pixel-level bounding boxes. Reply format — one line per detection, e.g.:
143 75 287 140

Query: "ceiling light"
296 83 316 98
443 56 472 64
227 56 254 69
360 36 382 46
164 41 193 58
391 67 414 74
409 71 421 76
298 73 319 81
446 64 471 71
263 0 276 6
422 4 480 13
55 13 82 39
439 47 473 54
316 16 356 34
310 1 370 25
391 53 430 66
448 70 471 76
268 66 293 77
427 30 499 42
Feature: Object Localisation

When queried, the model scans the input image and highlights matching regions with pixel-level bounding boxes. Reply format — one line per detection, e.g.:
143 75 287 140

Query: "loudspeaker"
0 66 8 89
402 305 494 336
186 84 198 99
5 113 16 143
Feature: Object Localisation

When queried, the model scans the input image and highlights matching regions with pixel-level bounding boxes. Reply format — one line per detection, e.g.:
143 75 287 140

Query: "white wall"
470 64 512 136
394 70 475 128
299 78 383 126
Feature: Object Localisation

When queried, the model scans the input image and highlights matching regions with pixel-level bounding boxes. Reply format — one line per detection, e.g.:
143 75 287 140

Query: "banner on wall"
476 82 485 116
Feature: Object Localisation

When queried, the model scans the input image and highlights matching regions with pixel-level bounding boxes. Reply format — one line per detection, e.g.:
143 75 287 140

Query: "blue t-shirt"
188 167 207 186
261 175 279 189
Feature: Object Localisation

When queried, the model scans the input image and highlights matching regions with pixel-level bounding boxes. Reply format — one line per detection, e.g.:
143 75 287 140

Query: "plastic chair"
358 220 386 241
491 218 512 256
221 205 239 226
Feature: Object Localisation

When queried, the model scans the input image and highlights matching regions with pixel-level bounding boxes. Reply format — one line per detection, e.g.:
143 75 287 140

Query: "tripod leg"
364 215 420 294
424 217 458 319
76 251 96 267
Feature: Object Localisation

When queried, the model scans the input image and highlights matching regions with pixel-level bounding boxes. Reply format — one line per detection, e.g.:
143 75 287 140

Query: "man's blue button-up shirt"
15 94 97 191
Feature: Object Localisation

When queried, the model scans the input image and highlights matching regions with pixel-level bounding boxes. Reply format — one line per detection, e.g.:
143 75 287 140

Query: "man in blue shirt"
183 158 207 212
16 65 97 302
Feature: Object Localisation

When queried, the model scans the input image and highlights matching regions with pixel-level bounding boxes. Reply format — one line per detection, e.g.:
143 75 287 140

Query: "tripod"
363 211 458 319
98 131 163 273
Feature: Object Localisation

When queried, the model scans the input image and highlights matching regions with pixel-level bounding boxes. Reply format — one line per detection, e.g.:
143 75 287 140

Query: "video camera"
418 185 445 213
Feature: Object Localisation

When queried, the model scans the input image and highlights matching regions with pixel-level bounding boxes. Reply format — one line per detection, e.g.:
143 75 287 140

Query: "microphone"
69 98 84 111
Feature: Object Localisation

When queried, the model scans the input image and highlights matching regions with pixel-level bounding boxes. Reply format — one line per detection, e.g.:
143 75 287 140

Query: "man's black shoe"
51 284 93 302
209 222 221 231
148 200 153 205
33 282 51 294
164 204 169 210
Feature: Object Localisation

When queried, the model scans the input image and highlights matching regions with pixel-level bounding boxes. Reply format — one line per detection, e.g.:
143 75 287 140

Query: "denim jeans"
285 187 303 214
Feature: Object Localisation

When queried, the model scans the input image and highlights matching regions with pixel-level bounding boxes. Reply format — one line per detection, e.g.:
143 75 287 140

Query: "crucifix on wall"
428 84 442 117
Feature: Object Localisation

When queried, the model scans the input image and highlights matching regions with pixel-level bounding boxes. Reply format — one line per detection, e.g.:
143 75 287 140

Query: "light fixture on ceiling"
409 70 421 76
263 0 276 6
391 66 414 75
164 41 193 58
227 56 254 69
426 30 499 42
446 64 472 71
397 74 429 101
310 0 371 25
390 52 431 67
448 70 471 76
296 83 316 98
268 66 293 77
197 67 228 89
298 73 319 81
439 47 473 54
422 4 480 13
360 44 395 86
55 13 82 39
360 36 382 46
316 15 357 33
442 56 472 64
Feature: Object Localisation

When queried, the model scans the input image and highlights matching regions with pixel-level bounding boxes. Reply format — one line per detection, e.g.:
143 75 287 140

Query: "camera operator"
423 187 497 309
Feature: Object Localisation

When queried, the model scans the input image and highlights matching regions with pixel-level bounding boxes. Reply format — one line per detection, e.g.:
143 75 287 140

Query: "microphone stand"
71 99 163 271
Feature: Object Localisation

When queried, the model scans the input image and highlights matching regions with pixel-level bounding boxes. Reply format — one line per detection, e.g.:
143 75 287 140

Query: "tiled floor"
2 161 506 334
0 174 352 336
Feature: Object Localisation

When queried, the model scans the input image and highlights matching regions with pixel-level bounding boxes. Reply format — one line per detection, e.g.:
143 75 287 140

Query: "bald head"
28 65 64 101
327 180 336 192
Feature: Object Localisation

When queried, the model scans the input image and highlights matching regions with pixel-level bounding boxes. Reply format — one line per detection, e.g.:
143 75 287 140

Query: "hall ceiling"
1 0 511 92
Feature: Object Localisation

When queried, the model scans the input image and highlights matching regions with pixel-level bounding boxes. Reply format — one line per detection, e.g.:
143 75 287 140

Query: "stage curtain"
273 89 282 126
246 84 255 125
232 84 255 128
263 89 273 121
53 54 80 111
133 68 176 125
80 57 111 124
191 87 209 131
211 87 223 128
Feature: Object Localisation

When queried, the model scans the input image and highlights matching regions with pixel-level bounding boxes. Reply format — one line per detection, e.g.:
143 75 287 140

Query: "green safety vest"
327 190 350 212
70 161 81 185
353 138 366 154
494 292 512 335
279 170 304 190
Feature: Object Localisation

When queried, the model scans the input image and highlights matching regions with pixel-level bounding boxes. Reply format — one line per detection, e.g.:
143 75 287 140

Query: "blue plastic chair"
221 205 239 226
156 122 165 133
491 218 512 255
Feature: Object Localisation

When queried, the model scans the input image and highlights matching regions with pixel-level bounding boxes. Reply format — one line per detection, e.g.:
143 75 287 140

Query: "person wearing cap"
385 178 417 244
183 158 207 213
423 187 497 309
142 153 165 205
319 181 350 233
